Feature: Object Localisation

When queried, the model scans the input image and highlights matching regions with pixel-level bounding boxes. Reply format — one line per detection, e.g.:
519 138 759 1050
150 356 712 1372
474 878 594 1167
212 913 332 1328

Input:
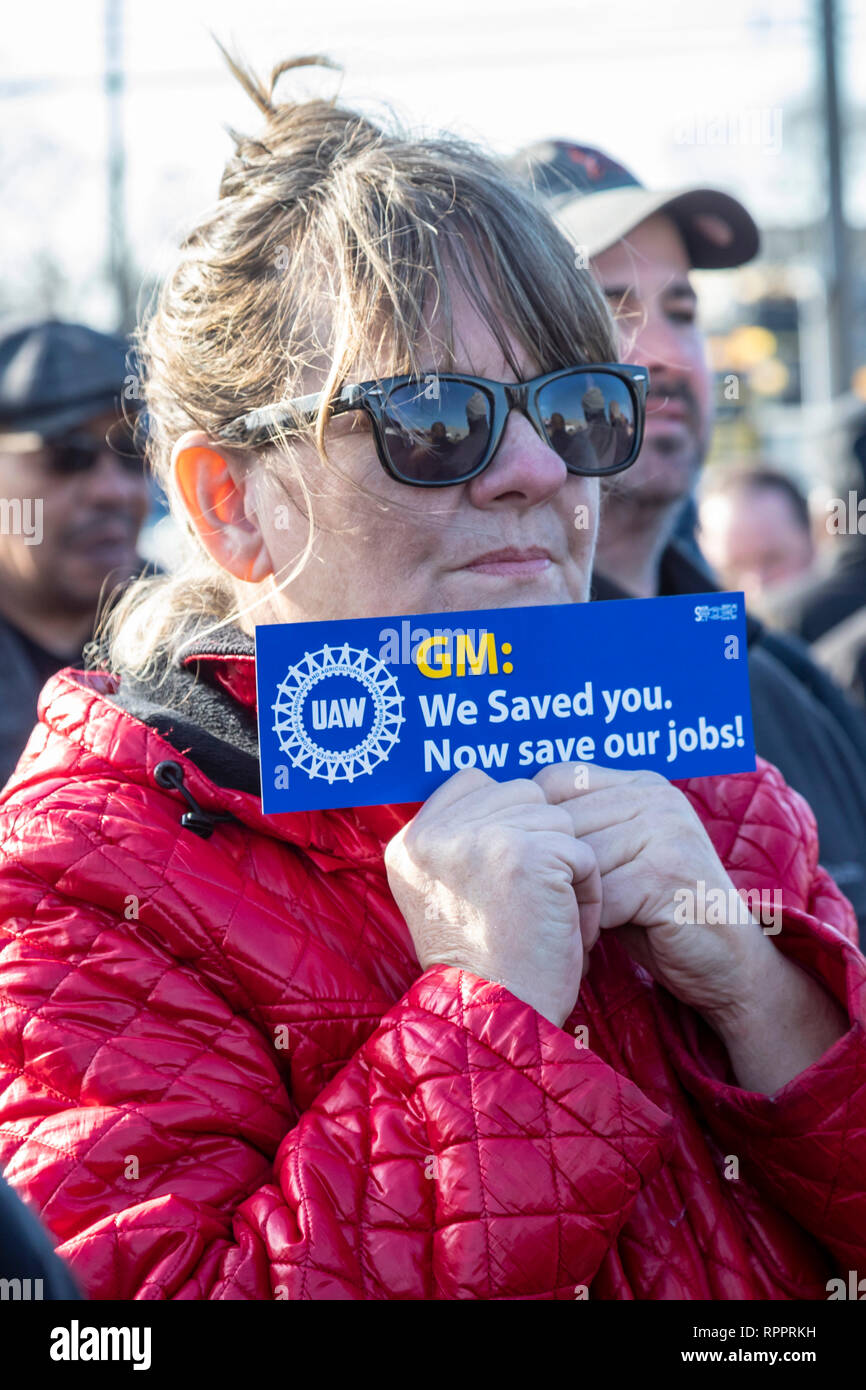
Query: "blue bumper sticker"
254 592 755 814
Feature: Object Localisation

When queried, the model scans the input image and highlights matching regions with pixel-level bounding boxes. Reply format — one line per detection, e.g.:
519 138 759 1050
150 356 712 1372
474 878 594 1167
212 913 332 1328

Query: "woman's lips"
463 548 553 576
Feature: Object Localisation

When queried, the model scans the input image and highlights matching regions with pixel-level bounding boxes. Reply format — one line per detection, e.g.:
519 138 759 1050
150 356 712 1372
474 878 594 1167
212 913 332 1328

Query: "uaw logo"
272 643 404 784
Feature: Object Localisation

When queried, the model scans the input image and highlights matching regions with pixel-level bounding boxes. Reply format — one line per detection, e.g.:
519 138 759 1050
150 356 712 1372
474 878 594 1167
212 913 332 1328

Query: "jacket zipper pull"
153 760 237 839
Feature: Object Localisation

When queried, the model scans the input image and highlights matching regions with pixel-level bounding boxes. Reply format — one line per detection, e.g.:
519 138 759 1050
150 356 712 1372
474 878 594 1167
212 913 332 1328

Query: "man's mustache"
645 382 701 425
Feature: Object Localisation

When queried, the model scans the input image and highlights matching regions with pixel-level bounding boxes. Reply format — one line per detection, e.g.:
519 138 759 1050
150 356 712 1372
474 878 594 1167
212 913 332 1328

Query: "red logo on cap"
567 149 603 181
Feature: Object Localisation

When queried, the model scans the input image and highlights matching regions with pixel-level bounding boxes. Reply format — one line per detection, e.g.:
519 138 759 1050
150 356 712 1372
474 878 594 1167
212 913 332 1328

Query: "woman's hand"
533 762 766 1024
535 762 848 1092
385 768 602 1028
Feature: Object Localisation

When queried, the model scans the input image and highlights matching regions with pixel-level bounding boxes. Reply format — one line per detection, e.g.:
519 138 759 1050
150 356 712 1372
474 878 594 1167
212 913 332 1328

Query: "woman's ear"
171 431 273 584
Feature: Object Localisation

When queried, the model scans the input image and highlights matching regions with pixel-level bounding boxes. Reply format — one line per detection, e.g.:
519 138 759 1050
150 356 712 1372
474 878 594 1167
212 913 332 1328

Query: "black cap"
507 139 760 271
0 319 134 441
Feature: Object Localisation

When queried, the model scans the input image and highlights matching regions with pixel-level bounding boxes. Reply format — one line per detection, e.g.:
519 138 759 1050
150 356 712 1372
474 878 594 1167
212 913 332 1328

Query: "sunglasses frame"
219 362 650 488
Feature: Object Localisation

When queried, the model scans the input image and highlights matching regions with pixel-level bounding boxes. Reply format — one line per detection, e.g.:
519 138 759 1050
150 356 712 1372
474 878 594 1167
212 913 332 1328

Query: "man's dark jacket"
0 617 56 789
0 564 155 790
593 542 866 947
0 1173 81 1299
762 539 866 646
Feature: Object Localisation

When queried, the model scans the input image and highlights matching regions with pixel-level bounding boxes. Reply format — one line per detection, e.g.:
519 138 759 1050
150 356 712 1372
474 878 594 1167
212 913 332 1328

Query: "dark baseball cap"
507 140 760 270
0 319 135 441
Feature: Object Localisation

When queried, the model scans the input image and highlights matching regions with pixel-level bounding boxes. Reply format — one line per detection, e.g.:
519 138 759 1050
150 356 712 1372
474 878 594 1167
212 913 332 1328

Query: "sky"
2 0 865 327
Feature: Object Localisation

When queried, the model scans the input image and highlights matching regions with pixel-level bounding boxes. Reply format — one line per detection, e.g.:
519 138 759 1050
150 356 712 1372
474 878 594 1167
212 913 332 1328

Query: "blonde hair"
99 47 617 680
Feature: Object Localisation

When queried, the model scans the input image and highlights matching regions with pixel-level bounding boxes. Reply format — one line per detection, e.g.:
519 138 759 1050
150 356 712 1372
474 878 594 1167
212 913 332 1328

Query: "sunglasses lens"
48 425 145 476
382 379 492 483
537 371 637 473
50 444 96 475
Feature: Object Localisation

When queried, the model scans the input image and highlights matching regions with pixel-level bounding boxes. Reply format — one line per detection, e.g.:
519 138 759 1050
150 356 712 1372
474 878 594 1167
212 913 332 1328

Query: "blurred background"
3 0 866 535
4 1 866 481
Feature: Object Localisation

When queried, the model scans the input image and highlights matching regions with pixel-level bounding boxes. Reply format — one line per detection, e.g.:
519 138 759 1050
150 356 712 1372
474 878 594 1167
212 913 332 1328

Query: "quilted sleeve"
0 880 672 1301
245 966 673 1300
655 884 866 1275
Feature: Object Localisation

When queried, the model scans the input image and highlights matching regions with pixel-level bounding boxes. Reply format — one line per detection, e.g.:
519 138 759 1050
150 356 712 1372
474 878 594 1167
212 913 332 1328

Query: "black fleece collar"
106 627 261 795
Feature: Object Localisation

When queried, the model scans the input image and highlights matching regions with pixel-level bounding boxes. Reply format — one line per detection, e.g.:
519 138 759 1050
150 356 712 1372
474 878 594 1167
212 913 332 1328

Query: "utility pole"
105 0 133 330
819 0 853 396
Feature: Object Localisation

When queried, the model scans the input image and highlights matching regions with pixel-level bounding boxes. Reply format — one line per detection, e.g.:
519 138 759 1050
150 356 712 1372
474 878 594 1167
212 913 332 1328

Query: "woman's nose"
465 409 568 509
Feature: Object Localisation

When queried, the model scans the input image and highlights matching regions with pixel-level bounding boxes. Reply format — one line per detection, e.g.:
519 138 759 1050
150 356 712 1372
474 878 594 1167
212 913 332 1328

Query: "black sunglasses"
219 363 649 487
45 421 146 477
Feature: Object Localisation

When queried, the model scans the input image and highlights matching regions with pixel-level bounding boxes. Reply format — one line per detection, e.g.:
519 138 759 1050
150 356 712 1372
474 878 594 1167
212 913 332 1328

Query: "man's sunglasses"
219 363 649 487
44 422 146 477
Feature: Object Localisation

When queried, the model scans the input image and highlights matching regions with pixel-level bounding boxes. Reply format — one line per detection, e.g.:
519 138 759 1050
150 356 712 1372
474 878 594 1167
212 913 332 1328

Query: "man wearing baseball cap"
509 141 866 943
0 319 150 786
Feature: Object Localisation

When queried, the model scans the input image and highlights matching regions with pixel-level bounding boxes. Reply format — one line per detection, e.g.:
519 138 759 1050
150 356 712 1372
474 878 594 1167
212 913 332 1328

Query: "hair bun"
213 40 341 119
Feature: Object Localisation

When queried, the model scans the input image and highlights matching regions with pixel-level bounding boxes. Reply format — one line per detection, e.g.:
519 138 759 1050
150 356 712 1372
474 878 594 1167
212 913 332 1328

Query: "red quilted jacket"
0 641 865 1301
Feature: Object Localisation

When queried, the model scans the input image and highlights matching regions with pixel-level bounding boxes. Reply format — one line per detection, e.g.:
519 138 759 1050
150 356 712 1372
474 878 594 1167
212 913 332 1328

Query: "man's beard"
608 382 707 509
602 433 701 511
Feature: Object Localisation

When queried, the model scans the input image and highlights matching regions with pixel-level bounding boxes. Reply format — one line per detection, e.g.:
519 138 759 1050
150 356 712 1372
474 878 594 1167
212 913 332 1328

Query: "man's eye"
669 307 697 324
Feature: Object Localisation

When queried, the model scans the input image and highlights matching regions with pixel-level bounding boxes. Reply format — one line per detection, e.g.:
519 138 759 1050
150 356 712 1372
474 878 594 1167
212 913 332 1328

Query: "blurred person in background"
764 413 866 644
811 604 866 710
509 140 866 942
697 466 816 604
763 418 866 710
0 320 150 784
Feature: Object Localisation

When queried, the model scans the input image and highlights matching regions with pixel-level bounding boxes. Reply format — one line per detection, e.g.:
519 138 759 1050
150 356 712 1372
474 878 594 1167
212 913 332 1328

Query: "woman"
0 53 864 1301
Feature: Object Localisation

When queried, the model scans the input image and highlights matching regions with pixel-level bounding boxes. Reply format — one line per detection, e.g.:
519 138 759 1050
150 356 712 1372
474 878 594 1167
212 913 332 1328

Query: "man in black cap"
508 141 866 944
0 319 149 786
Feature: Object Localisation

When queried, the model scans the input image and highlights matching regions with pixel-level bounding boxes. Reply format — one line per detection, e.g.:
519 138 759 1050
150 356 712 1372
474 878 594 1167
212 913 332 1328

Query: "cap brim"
553 185 760 270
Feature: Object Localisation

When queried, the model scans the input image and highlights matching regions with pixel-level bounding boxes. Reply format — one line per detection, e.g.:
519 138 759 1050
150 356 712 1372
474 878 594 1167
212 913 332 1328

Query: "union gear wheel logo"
271 643 404 784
